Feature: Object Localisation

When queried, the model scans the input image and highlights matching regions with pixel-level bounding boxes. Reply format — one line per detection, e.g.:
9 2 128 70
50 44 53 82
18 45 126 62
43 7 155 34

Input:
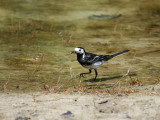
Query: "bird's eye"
79 50 81 51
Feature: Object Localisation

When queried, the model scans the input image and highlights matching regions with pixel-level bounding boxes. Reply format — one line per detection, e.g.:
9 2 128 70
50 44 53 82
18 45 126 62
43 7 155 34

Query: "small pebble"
126 115 131 119
61 111 74 119
98 100 108 104
15 116 31 120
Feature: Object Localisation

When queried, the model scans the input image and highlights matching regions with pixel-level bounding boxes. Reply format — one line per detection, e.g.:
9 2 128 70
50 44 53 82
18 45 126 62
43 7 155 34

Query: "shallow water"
0 0 160 92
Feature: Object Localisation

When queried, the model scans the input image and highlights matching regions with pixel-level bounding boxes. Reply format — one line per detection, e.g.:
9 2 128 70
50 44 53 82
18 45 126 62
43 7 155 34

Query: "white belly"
82 61 105 69
92 61 105 69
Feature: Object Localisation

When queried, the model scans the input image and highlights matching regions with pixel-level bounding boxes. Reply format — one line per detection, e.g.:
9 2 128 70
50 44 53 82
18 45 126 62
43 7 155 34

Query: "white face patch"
74 47 85 54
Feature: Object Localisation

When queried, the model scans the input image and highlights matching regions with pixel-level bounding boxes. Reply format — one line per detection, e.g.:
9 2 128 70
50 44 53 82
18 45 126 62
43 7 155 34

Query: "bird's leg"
94 69 98 80
80 69 92 78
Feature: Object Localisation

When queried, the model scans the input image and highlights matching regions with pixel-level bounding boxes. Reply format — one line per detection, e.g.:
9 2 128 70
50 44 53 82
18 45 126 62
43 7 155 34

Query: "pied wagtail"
71 47 129 80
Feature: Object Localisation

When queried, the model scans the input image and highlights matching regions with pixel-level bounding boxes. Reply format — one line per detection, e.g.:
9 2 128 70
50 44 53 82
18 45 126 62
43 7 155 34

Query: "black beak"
71 51 75 54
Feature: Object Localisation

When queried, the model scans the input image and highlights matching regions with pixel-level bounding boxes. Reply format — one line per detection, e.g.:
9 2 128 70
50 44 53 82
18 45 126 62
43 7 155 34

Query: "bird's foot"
94 77 97 81
80 73 85 78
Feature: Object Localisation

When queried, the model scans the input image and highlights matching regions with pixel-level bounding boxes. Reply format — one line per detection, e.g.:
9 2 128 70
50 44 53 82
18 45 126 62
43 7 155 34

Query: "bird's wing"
84 53 106 64
85 52 113 64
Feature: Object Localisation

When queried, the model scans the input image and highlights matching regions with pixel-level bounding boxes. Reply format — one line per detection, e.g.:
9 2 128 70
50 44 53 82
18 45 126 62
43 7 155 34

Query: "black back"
77 52 112 66
76 49 129 66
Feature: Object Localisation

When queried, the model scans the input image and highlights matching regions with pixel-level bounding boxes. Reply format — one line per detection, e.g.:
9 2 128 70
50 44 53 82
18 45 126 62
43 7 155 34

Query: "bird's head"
71 47 85 55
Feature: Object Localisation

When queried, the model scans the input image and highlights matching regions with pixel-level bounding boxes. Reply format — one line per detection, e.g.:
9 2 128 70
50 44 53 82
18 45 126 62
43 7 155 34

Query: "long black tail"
104 50 129 61
111 50 129 58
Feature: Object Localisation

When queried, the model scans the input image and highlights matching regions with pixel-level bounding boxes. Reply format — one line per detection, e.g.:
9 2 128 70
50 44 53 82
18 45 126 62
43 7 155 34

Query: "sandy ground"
0 85 160 120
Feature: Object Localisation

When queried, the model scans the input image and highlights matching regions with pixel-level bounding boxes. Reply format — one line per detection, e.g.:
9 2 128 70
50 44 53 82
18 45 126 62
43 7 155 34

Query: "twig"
112 68 130 87
2 75 10 91
112 51 137 88
69 67 73 78
152 78 160 90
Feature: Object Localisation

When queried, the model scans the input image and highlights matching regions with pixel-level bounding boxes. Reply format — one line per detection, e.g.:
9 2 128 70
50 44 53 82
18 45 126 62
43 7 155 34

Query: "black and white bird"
71 47 129 80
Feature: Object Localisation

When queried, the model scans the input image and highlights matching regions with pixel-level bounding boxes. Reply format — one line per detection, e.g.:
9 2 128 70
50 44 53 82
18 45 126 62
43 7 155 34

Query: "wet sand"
0 85 160 120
